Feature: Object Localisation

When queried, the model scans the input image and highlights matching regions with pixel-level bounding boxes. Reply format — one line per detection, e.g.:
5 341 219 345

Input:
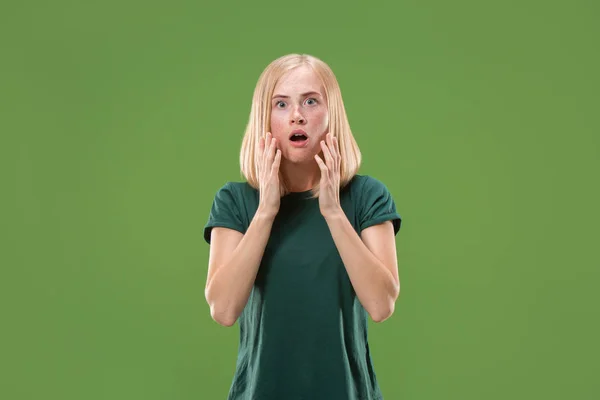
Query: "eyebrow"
272 91 322 99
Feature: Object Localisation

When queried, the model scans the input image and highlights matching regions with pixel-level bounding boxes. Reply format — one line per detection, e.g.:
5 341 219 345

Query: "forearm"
205 208 275 325
325 211 399 322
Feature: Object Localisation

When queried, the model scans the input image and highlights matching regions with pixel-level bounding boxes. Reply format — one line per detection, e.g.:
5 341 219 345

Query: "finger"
320 140 334 168
327 134 338 160
267 137 277 165
261 134 271 174
257 137 265 172
263 132 271 157
332 136 340 170
325 134 339 172
333 136 340 159
272 149 282 172
314 154 329 179
326 133 334 152
264 132 273 156
329 134 337 155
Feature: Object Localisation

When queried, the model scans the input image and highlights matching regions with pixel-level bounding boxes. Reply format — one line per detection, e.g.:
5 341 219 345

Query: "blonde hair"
239 54 361 198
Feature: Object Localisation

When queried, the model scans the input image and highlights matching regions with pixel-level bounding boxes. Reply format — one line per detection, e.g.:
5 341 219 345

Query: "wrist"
322 206 345 222
255 205 278 222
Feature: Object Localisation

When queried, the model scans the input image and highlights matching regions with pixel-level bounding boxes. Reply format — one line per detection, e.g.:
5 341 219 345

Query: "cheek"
270 113 287 139
315 109 329 130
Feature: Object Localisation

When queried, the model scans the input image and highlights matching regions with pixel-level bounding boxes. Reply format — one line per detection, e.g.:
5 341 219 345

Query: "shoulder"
208 180 259 218
212 181 257 201
347 174 392 199
347 174 402 234
204 181 258 244
214 180 252 193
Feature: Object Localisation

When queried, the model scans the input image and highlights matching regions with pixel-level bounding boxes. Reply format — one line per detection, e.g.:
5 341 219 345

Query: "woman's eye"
276 101 286 108
305 98 317 105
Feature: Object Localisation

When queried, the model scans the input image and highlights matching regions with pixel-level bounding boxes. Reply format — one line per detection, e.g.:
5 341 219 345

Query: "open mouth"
289 132 309 148
290 133 308 142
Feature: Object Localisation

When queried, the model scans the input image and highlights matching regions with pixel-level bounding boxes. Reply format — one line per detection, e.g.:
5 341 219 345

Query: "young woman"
204 54 402 400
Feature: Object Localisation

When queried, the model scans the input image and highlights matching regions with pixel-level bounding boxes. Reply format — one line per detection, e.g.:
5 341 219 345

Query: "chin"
284 152 315 165
285 156 311 164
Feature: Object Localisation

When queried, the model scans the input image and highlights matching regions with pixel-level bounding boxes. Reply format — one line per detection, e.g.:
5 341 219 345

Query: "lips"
289 129 309 148
289 129 308 141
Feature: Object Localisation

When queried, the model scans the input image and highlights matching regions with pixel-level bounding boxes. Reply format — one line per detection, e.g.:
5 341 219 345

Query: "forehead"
273 65 324 95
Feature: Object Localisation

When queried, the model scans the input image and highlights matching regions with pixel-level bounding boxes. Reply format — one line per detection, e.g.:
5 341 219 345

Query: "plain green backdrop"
2 0 598 399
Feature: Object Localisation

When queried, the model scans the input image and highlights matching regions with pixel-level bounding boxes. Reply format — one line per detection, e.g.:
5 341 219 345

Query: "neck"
280 160 321 192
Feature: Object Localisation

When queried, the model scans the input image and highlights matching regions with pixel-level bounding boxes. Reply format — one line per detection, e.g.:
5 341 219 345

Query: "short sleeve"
203 183 246 244
358 176 402 235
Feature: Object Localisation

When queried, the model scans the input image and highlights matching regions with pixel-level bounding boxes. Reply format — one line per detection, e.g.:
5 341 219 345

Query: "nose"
290 107 306 125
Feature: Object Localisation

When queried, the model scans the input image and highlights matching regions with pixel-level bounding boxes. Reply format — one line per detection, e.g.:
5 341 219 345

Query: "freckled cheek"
269 114 288 142
313 109 329 131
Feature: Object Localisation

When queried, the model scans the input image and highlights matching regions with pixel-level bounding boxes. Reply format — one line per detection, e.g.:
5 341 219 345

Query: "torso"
226 176 383 400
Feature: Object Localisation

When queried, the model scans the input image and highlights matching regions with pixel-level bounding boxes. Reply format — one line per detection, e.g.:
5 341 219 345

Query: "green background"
2 0 598 399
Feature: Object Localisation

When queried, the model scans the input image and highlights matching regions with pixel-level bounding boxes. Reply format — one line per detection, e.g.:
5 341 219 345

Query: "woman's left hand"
314 133 343 219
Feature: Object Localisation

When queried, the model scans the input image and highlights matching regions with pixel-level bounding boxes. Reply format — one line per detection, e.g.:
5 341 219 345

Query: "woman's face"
269 65 329 164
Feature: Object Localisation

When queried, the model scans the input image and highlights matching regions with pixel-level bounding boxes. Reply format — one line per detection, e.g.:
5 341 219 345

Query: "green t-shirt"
204 174 402 400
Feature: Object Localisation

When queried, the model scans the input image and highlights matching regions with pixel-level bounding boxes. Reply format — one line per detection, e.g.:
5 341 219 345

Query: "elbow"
205 286 238 327
210 306 237 327
370 304 394 323
207 298 238 327
370 292 399 323
371 277 400 323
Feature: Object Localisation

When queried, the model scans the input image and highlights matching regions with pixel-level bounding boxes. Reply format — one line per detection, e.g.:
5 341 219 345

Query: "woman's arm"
314 135 400 323
324 213 400 322
205 208 276 327
205 134 282 327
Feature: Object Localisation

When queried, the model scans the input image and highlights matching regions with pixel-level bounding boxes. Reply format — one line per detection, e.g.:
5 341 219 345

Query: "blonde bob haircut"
239 53 361 198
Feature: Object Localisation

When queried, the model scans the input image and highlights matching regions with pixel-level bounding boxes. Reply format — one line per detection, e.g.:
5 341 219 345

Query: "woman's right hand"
257 132 282 219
